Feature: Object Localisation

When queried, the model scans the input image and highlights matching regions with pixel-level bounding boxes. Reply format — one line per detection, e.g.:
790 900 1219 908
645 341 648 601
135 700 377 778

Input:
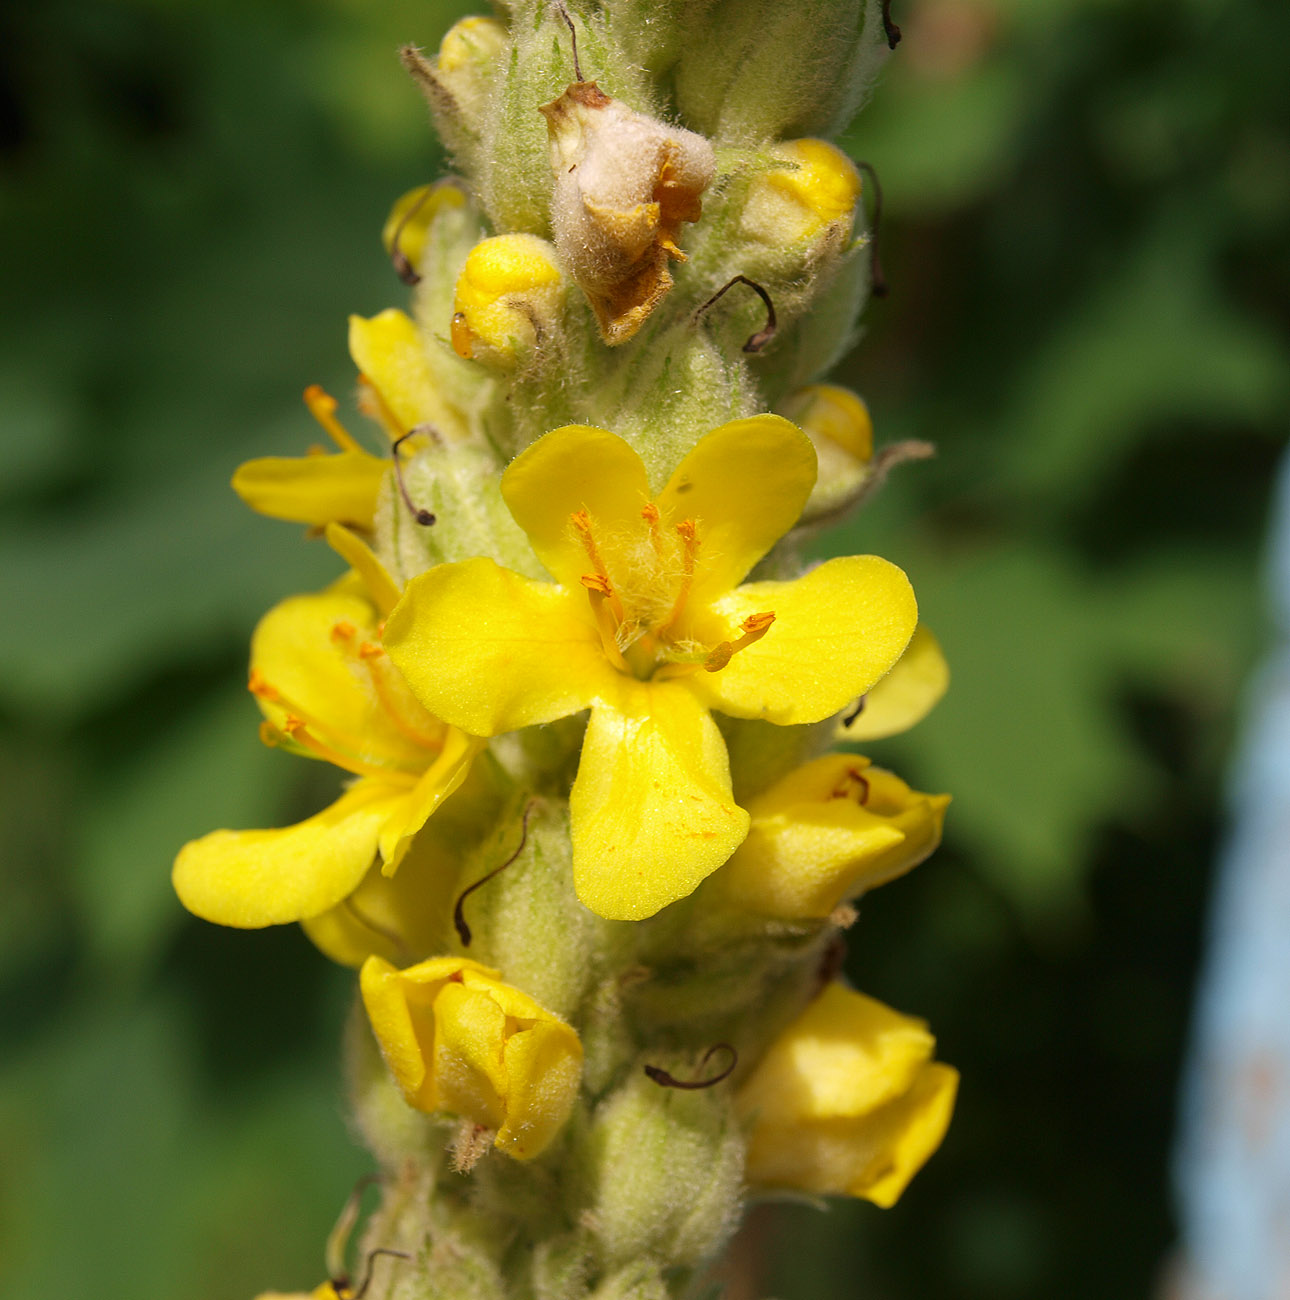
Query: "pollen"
247 669 279 701
330 620 357 642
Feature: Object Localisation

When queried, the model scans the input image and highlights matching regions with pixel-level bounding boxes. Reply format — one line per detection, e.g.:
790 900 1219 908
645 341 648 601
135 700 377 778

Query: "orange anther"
330 620 357 642
283 716 307 735
640 502 660 525
247 670 278 700
741 611 776 635
676 518 698 545
702 611 775 672
303 384 361 453
581 573 614 595
358 641 384 660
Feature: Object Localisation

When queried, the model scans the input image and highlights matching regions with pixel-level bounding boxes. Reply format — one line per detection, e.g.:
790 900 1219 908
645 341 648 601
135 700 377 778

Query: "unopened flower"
173 543 480 928
711 754 950 919
779 382 874 519
383 417 917 920
450 233 565 367
741 138 861 249
736 982 958 1206
360 955 582 1159
837 623 950 741
381 181 467 283
541 82 715 343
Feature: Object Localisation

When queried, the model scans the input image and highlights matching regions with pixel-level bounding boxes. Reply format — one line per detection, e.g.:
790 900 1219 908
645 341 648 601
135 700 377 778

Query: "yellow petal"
570 679 749 920
231 451 386 529
173 779 399 927
691 555 917 726
837 624 949 741
432 979 509 1129
657 415 817 599
348 309 449 437
737 983 957 1207
324 522 400 618
359 955 502 1110
500 425 651 588
384 558 609 735
251 580 421 769
376 729 486 875
495 1017 584 1159
300 828 456 968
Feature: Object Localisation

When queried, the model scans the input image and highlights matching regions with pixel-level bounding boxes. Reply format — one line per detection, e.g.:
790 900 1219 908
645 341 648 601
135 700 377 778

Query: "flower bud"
779 382 872 519
540 83 715 343
451 234 566 368
741 139 861 256
711 754 949 919
837 624 950 742
359 954 582 1159
736 982 958 1206
380 181 467 286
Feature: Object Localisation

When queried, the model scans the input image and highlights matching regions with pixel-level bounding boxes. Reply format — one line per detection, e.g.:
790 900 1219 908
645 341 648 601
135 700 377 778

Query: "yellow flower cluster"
176 6 957 1236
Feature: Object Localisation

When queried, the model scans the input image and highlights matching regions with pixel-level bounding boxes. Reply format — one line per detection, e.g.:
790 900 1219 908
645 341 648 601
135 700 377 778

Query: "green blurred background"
1 0 1286 1296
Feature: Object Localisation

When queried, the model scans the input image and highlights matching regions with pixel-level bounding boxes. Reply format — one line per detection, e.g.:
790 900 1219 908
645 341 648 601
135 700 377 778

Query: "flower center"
250 621 443 779
570 506 774 680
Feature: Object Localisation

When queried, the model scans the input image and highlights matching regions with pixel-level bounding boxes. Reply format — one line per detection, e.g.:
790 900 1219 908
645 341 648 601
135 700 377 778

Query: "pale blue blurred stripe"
1174 452 1290 1297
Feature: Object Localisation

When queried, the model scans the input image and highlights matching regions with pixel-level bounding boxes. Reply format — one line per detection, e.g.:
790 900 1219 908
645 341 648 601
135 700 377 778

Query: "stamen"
304 384 363 453
571 509 625 622
357 373 408 441
658 519 699 636
881 0 902 49
693 275 778 353
356 642 445 750
282 718 394 779
640 502 663 556
582 579 632 673
387 187 432 286
247 669 279 701
453 800 538 946
829 766 871 804
644 1043 738 1091
331 620 357 643
854 161 889 299
703 611 775 672
391 428 437 527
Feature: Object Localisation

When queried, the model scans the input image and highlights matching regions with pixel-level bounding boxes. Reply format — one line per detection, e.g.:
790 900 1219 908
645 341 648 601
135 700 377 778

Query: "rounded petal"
231 451 386 529
500 425 651 588
252 580 422 769
384 558 609 735
837 624 949 741
691 555 917 726
657 415 817 599
495 1018 583 1159
570 680 750 920
173 779 399 927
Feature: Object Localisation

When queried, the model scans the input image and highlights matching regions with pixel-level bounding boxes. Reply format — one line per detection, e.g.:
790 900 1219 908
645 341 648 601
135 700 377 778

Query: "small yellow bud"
380 183 466 284
838 624 950 742
451 233 565 367
360 954 583 1159
711 754 949 919
540 82 715 344
736 983 958 1207
740 138 861 249
437 15 508 75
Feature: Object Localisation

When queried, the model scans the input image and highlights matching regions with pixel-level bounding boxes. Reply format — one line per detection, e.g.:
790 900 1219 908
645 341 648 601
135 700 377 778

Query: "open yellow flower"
360 955 583 1160
383 417 917 920
736 982 958 1207
173 538 480 929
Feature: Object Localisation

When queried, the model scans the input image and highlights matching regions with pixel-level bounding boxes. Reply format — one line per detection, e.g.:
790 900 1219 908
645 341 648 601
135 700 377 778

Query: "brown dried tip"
391 429 437 527
453 801 538 946
694 275 778 354
881 0 903 49
644 1042 738 1090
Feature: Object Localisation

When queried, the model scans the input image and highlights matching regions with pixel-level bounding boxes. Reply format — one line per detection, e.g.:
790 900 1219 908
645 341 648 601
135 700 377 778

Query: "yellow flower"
711 754 950 919
381 180 467 282
231 308 461 529
736 983 958 1207
360 955 583 1160
383 417 917 920
173 543 480 928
